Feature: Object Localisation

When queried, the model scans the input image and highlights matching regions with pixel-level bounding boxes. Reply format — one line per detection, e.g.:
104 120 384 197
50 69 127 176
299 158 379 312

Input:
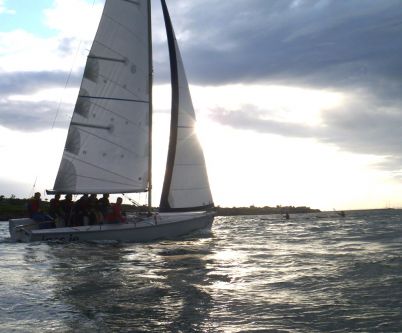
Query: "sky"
0 0 401 210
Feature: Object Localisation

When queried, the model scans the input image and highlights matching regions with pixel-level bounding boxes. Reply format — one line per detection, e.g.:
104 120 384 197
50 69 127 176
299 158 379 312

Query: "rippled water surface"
1 210 402 332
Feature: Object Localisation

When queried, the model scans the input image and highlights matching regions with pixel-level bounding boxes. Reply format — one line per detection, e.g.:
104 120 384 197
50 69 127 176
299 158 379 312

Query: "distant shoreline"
1 196 400 221
0 196 320 220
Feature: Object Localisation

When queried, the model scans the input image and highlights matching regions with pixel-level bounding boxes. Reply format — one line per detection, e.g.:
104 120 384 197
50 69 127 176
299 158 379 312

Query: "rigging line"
122 193 140 206
29 176 38 198
50 42 83 130
50 0 97 129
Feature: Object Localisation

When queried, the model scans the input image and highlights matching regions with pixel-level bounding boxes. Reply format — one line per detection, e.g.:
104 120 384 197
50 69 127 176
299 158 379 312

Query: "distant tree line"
215 205 320 216
0 195 320 220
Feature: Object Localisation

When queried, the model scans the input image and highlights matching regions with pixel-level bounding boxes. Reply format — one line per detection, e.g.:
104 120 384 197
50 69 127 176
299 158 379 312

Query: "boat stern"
9 218 35 242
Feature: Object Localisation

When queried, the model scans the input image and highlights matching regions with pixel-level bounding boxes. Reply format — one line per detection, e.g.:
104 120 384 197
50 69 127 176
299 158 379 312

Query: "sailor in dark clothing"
98 193 110 221
73 194 89 226
88 194 102 225
60 194 74 226
49 193 62 219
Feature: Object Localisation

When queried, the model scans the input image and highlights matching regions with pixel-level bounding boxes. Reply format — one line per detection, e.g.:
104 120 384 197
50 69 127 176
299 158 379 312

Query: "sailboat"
9 0 214 242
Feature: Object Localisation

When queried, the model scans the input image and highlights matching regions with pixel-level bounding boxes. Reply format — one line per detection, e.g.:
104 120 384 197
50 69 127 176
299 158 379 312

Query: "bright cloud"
0 0 15 14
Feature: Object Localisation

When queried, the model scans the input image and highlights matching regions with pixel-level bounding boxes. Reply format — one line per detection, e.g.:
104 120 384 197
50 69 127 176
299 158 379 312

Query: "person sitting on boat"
107 197 126 224
27 192 49 222
49 193 63 219
60 194 74 226
88 194 102 225
98 193 110 219
73 194 90 226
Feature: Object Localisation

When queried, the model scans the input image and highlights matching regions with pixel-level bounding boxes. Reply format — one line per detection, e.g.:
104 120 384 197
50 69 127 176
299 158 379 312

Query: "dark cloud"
0 70 79 95
0 70 80 130
161 0 402 92
0 99 71 131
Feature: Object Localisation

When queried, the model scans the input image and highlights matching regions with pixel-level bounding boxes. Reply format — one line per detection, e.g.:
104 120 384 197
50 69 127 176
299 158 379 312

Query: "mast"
147 0 153 214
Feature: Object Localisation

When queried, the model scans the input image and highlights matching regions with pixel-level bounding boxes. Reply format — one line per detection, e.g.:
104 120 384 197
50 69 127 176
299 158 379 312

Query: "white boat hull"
9 212 214 243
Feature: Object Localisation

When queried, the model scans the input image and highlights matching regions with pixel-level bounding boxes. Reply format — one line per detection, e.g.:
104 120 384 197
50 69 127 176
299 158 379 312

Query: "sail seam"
64 154 145 184
101 14 148 50
173 163 206 166
87 100 148 129
121 0 140 7
92 71 148 100
74 173 143 187
170 187 211 191
73 127 146 155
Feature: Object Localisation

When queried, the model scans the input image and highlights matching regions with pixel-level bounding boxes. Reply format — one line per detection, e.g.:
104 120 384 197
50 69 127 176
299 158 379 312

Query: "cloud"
0 99 71 131
0 0 15 14
0 70 78 130
211 90 402 177
166 0 402 90
158 0 402 179
0 0 400 181
0 70 78 95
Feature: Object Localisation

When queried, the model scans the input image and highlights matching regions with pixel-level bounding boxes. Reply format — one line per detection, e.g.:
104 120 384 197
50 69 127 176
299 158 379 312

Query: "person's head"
116 197 123 205
55 193 61 200
103 193 109 199
34 192 41 199
65 194 72 201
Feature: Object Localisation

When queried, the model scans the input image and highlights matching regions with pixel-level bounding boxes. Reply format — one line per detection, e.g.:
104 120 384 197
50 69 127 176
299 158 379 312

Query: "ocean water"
1 210 402 332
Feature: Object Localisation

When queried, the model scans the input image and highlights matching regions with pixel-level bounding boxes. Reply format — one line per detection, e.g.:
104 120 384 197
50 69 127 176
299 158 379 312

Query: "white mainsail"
160 0 214 211
53 0 151 194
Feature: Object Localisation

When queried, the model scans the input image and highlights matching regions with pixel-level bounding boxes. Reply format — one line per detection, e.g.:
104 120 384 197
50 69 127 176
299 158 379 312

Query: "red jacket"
107 204 126 223
27 198 41 217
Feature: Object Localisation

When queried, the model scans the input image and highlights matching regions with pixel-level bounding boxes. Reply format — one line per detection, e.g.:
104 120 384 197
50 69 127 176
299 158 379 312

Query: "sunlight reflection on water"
1 210 402 331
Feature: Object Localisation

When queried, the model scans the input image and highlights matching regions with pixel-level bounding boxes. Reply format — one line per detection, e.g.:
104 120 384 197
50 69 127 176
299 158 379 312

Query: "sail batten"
77 95 149 104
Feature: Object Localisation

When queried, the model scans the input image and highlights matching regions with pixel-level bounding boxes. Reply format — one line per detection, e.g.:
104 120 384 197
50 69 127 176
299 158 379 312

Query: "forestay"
159 0 214 211
52 0 151 194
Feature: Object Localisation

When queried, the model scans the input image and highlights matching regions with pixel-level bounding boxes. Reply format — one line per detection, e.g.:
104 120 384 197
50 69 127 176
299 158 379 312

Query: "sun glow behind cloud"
0 0 401 210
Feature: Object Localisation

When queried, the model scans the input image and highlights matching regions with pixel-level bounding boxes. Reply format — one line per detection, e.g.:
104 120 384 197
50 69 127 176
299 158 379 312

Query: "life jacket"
27 198 40 217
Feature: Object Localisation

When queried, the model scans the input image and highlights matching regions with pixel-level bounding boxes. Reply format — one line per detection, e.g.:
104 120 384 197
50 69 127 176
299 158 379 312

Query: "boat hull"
9 212 214 243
